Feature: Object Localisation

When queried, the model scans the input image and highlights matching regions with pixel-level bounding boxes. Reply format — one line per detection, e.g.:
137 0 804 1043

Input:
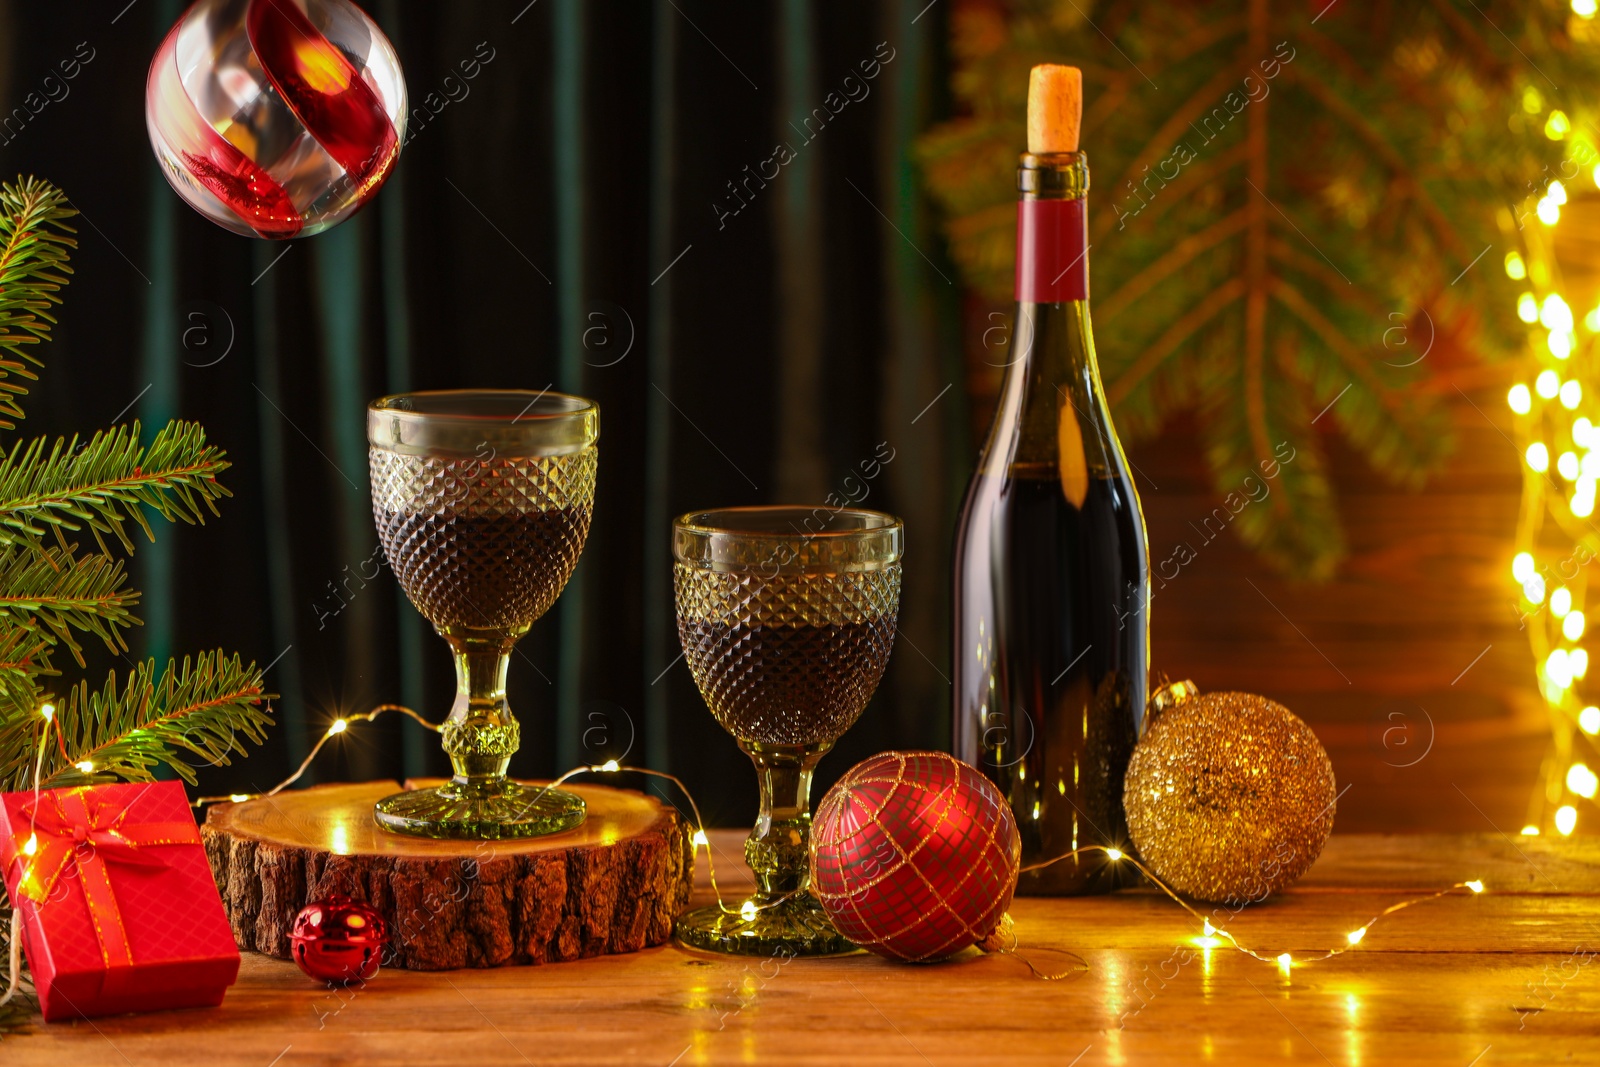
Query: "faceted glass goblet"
672 506 903 956
368 389 597 839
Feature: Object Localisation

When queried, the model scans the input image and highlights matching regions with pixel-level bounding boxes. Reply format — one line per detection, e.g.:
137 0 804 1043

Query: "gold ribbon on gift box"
11 788 201 972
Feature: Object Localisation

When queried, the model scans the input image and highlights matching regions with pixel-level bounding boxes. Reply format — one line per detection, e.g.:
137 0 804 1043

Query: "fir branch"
1110 279 1247 406
1098 209 1249 324
0 176 76 429
1090 61 1247 246
0 540 137 665
37 652 271 790
0 625 50 706
0 635 45 789
0 421 230 554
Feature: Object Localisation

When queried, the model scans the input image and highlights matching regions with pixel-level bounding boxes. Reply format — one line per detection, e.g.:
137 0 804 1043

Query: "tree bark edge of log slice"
202 780 694 970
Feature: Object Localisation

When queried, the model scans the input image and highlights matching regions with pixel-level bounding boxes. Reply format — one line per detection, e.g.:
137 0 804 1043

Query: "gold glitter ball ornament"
1123 688 1337 904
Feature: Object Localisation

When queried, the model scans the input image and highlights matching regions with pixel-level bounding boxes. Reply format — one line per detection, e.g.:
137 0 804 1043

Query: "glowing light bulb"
1569 477 1594 514
1589 307 1600 331
1527 442 1550 472
1559 451 1580 480
1521 824 1541 836
1538 369 1562 398
1277 953 1293 972
1550 331 1574 360
39 703 54 721
1513 552 1536 582
328 718 348 735
1508 383 1533 414
75 760 93 773
1584 453 1600 478
1106 848 1124 861
1525 574 1547 604
1544 294 1575 332
1579 418 1596 446
1556 804 1578 835
740 900 758 921
1577 0 1599 18
22 834 36 856
1505 251 1527 279
1580 706 1600 734
1550 179 1571 204
1546 648 1572 688
1539 197 1561 225
1346 927 1366 945
600 759 620 772
1562 380 1583 409
1565 610 1586 640
1203 920 1215 936
1466 880 1485 893
1566 762 1598 799
1571 648 1588 677
1518 293 1540 323
229 793 250 803
691 829 709 847
1553 588 1573 616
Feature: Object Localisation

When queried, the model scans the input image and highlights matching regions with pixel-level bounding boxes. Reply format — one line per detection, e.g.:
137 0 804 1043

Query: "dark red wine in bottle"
952 65 1149 895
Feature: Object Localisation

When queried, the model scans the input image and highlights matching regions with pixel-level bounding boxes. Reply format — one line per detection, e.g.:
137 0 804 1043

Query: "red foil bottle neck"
1015 197 1088 303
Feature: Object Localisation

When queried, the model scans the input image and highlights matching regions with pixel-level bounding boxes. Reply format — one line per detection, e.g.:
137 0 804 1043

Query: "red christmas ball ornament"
290 895 389 983
146 0 407 238
810 751 1020 962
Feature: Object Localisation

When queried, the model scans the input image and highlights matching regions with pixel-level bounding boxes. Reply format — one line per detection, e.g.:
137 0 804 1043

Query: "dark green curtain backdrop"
0 1 963 825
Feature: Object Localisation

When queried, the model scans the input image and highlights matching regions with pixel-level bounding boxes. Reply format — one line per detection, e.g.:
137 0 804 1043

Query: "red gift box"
0 780 239 1021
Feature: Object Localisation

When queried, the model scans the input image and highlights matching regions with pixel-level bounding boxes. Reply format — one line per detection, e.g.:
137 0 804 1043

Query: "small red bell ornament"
290 895 389 984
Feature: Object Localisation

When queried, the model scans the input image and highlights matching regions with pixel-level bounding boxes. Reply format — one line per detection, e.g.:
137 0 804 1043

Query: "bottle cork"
1027 64 1082 154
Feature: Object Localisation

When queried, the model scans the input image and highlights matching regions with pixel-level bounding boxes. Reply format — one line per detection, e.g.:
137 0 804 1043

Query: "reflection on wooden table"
7 830 1597 1066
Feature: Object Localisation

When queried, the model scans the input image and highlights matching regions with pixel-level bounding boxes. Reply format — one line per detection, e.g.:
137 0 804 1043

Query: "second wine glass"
672 506 903 956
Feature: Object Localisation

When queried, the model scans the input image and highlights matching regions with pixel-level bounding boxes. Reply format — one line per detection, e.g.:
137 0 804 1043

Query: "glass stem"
442 637 520 789
741 740 831 900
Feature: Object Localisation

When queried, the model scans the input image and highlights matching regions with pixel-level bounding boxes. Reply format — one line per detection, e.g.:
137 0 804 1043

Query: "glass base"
674 894 861 957
373 779 586 840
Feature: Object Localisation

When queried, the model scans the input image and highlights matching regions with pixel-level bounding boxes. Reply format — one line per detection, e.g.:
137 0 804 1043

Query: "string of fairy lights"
0 629 1502 999
1501 39 1600 837
171 704 1485 976
7 677 1495 996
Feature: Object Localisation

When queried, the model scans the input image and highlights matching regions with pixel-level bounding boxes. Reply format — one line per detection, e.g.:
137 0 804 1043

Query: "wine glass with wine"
673 506 903 956
367 389 597 839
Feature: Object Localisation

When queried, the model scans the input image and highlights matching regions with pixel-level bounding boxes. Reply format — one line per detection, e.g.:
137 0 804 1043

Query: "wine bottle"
951 64 1150 895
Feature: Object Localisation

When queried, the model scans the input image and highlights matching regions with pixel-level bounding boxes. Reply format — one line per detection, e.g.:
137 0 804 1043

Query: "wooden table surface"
5 831 1598 1065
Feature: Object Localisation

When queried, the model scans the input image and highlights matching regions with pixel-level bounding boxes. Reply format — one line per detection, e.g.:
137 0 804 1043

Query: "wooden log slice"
202 780 693 970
